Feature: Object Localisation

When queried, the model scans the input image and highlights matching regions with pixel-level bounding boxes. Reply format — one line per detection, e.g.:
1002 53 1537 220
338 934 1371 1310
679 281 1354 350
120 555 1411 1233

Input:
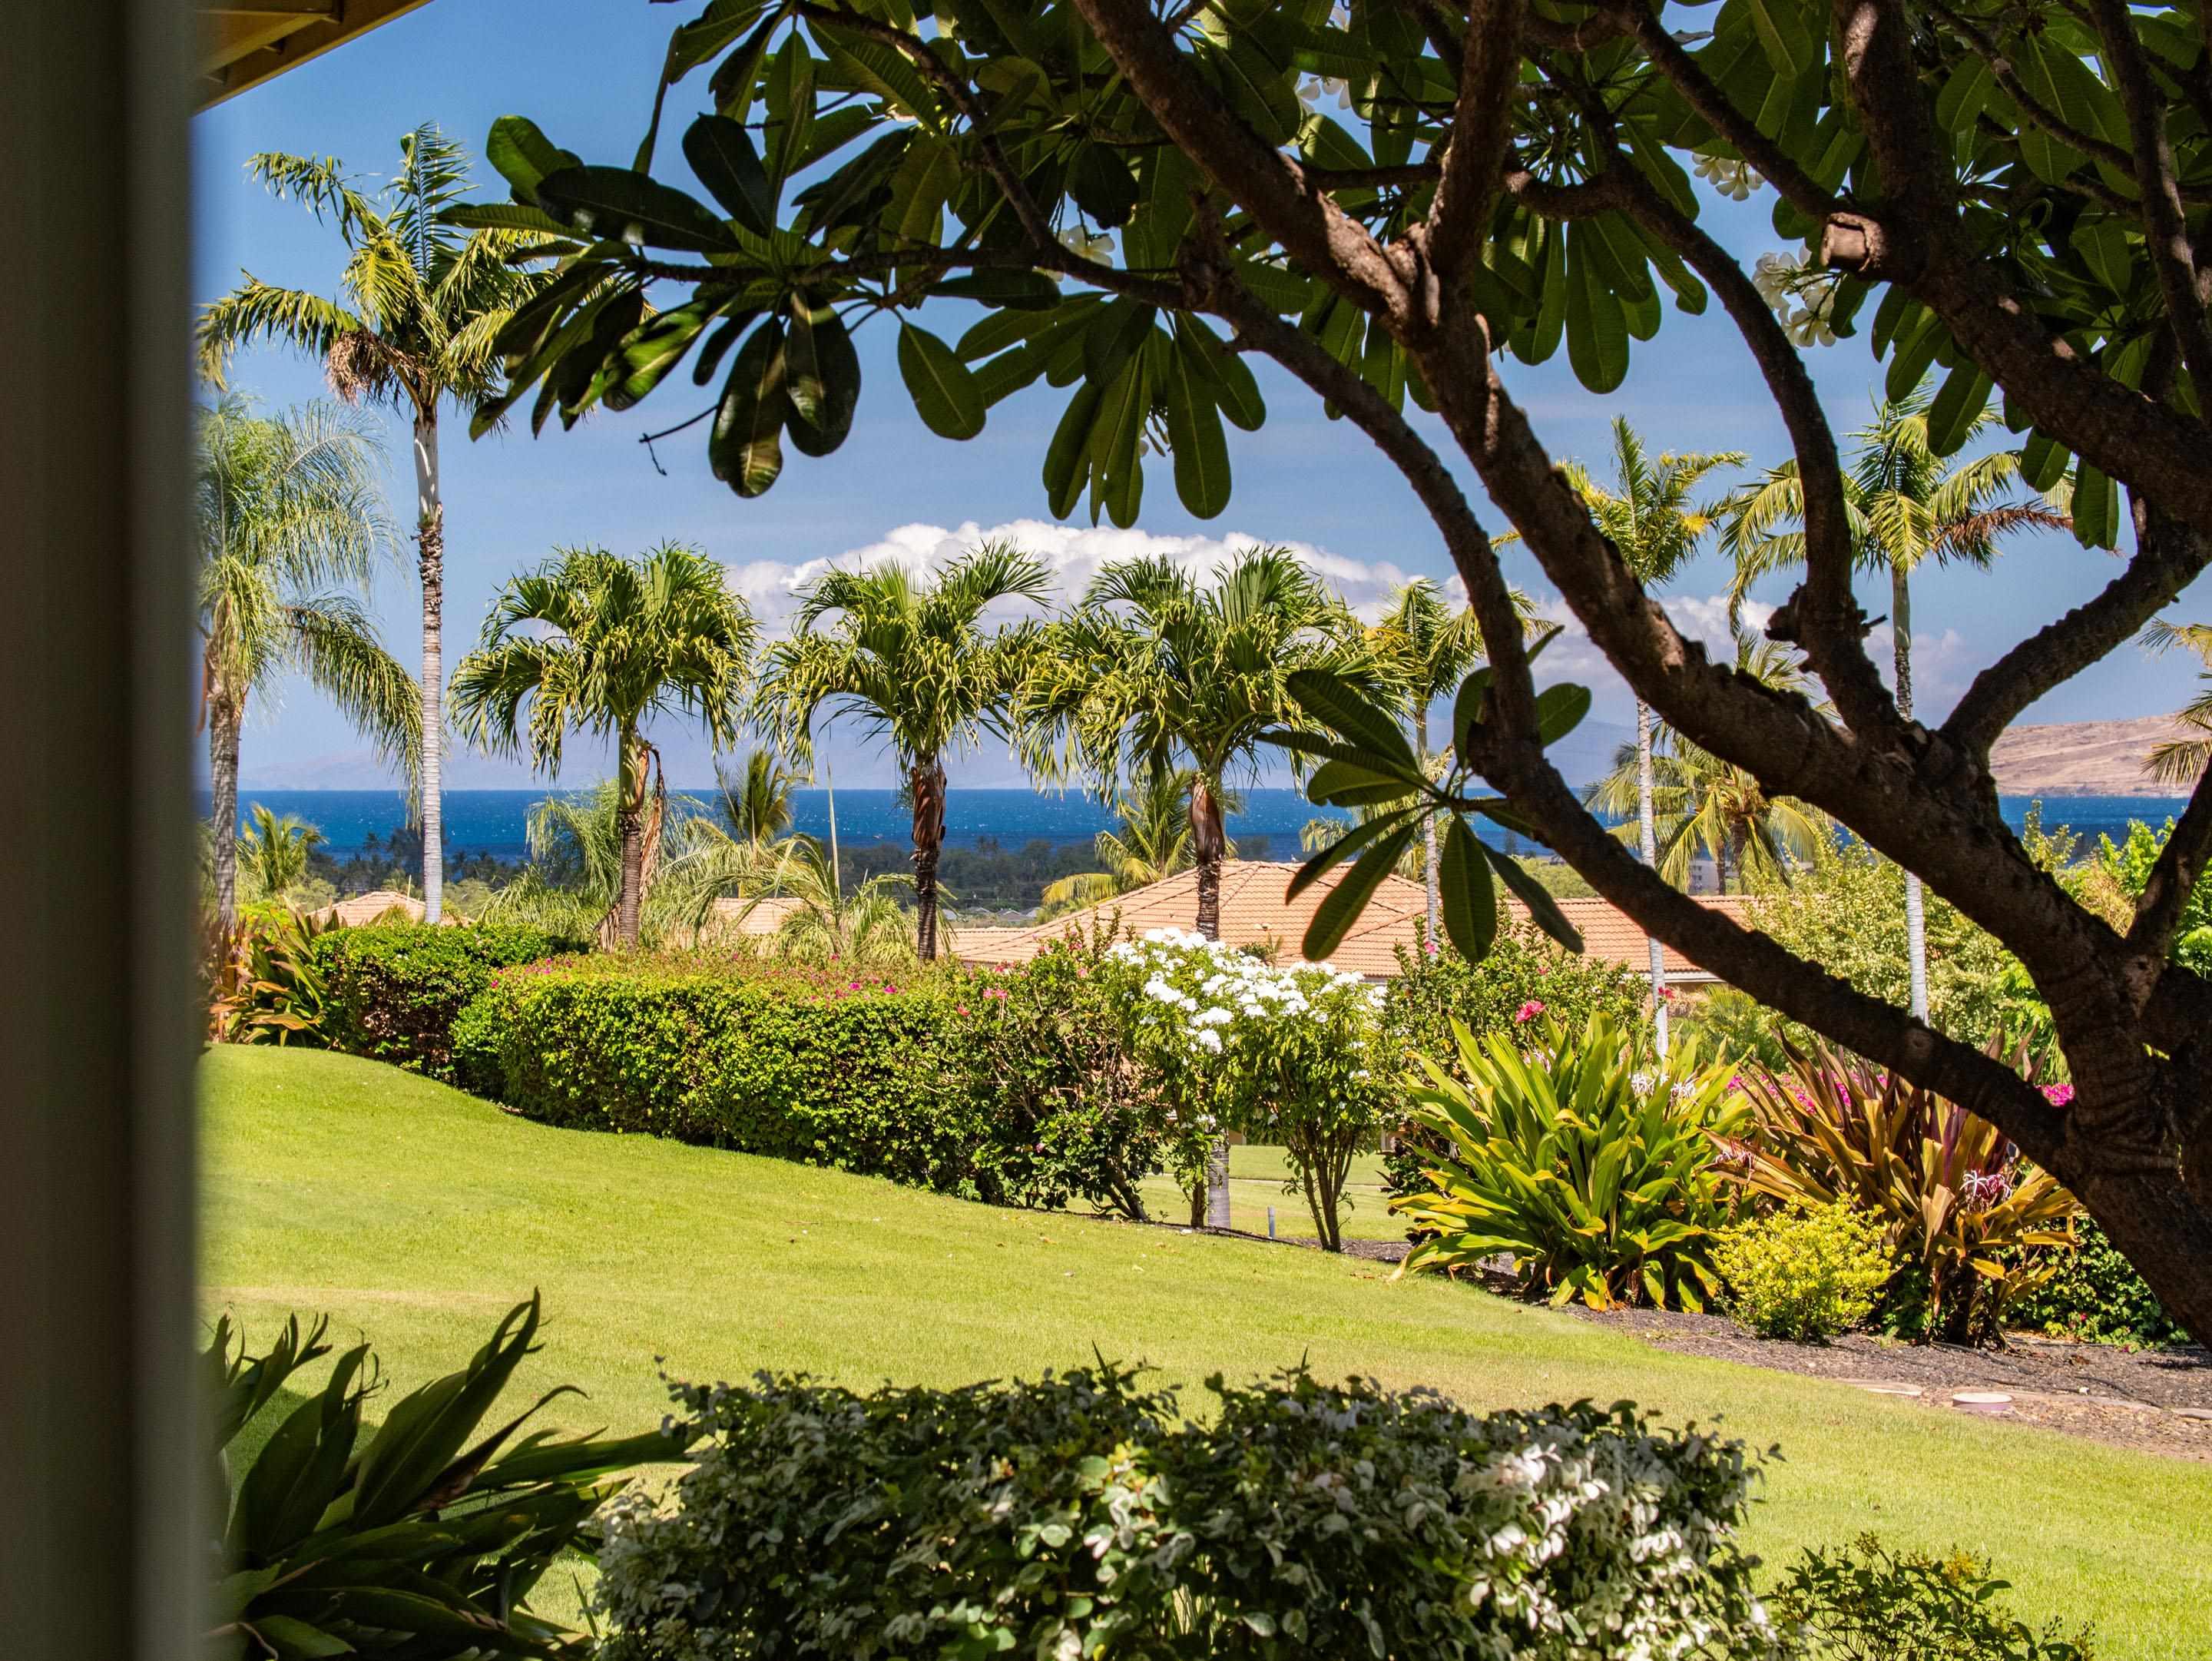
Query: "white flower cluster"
1106 927 1383 1061
1692 151 1763 201
1751 247 1839 346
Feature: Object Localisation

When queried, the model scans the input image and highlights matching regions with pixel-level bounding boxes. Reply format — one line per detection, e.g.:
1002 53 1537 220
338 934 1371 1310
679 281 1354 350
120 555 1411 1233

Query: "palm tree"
1364 579 1488 940
195 398 418 933
236 805 326 902
450 542 757 948
1561 419 1745 1049
199 124 556 924
745 837 917 966
2145 618 2212 787
1585 638 1831 892
717 748 800 849
1721 385 2068 1021
1038 766 1233 917
758 544 1051 960
1017 548 1373 940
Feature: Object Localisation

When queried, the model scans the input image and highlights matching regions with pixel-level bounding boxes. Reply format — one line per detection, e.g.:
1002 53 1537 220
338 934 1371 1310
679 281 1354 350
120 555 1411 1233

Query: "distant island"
1989 715 2200 797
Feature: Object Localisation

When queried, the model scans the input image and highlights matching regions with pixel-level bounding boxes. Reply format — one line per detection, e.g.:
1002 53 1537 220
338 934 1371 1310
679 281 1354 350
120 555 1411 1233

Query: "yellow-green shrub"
1714 1200 1890 1341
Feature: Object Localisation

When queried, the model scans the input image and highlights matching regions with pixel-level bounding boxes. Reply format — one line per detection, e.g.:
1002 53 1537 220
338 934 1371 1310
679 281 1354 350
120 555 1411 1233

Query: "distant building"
949 860 1749 986
316 889 436 928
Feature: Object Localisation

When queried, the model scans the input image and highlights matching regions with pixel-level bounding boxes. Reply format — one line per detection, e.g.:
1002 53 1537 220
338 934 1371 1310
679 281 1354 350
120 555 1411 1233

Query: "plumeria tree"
1365 578 1488 939
1100 927 1388 1247
475 0 2212 1339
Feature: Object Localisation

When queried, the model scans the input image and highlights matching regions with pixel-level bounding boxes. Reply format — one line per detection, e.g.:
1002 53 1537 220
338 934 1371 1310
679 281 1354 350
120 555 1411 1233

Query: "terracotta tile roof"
951 861 1753 983
318 889 432 928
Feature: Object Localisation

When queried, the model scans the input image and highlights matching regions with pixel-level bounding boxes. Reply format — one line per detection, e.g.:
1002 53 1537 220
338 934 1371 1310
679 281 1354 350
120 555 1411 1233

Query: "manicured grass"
1128 1143 1402 1240
202 1048 2210 1657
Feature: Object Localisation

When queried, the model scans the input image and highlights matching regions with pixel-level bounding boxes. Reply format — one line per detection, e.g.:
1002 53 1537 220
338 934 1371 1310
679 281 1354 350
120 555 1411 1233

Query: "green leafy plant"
2010 1215 2184 1351
312 923 571 1080
1392 1013 1747 1309
591 1363 1780 1661
1729 1044 2079 1344
207 907 339 1046
1773 1534 2096 1661
1714 1200 1892 1342
209 1294 680 1660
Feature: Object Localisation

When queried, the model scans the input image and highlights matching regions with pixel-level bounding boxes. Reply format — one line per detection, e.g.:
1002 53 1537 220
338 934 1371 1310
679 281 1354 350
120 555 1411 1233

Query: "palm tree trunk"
615 726 645 950
209 690 243 935
1635 698 1670 1054
910 755 946 960
1892 563 1930 1023
1190 774 1227 940
1416 707 1440 946
412 412 445 926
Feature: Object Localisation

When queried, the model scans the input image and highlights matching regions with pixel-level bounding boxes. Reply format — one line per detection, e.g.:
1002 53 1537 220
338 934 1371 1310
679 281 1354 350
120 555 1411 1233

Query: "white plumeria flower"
1692 153 1761 200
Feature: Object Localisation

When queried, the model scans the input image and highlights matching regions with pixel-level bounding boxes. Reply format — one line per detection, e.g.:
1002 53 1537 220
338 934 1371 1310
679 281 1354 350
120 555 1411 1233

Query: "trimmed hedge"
455 949 1159 1208
592 1364 1779 1661
310 923 573 1081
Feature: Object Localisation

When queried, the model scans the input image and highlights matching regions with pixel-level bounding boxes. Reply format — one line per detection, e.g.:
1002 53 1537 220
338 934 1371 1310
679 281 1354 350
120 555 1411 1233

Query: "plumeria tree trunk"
1635 698 1670 1055
208 688 243 935
1189 774 1227 941
910 755 946 961
412 410 445 927
1892 564 1930 1024
1415 707 1441 945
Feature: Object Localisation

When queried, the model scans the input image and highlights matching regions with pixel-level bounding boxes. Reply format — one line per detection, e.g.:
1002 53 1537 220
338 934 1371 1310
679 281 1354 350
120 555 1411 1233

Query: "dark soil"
1570 1301 2212 1462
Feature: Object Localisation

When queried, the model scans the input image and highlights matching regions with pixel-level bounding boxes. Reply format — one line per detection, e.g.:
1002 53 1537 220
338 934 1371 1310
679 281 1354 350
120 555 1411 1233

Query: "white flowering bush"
1099 927 1390 1248
591 1364 1784 1661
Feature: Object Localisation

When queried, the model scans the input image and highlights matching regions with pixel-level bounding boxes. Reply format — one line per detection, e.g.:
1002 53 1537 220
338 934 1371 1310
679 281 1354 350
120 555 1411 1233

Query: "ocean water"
212 787 2193 864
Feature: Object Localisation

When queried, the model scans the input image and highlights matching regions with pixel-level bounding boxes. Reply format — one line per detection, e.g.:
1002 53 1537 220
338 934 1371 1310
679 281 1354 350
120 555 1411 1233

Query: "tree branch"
2091 0 2212 400
1602 164 1898 740
1925 0 2144 183
1422 0 1527 295
1944 508 2209 758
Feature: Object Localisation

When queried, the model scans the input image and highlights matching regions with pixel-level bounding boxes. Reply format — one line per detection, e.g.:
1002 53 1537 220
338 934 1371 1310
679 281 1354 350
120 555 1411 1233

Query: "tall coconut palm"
1017 549 1373 940
198 124 556 924
759 543 1051 961
195 398 418 933
1720 385 2068 1021
1561 419 1745 1049
2145 618 2212 787
1586 638 1831 892
450 542 756 949
1365 579 1488 941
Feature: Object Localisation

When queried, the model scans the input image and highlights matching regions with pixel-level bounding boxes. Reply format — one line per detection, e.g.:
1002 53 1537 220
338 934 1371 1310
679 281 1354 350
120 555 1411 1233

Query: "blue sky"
194 0 2208 790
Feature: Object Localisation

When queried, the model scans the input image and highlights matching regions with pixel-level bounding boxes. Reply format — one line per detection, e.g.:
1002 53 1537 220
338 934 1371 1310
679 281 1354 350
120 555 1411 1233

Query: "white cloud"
725 519 1422 631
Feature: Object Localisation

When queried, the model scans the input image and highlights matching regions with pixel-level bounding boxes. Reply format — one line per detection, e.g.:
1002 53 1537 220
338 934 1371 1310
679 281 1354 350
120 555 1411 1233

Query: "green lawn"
1127 1142 1402 1240
202 1048 2211 1656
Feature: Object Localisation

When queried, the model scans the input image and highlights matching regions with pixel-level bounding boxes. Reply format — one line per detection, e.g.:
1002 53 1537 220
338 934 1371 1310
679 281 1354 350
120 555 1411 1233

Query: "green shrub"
1773 1533 2096 1659
210 1295 679 1659
2010 1216 2184 1349
1379 923 1647 1197
459 956 1164 1205
1714 1200 1891 1341
1391 1013 1749 1309
591 1364 1780 1661
311 923 571 1080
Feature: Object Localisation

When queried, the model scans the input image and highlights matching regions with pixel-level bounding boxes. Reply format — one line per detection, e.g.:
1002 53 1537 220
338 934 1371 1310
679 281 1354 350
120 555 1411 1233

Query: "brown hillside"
1988 715 2200 797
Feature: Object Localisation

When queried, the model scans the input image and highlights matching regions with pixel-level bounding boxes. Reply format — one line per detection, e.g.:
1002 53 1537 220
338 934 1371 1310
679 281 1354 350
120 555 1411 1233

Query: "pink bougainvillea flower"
1513 999 1546 1023
2042 1082 2075 1107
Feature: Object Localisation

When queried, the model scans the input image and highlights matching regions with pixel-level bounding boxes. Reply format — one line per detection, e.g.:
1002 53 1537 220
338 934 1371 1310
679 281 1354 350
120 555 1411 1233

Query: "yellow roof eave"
196 0 438 111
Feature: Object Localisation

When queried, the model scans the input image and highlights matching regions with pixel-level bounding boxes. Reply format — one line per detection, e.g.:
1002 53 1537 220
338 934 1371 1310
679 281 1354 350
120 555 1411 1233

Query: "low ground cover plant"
1391 1013 1747 1309
312 922 575 1080
1714 1200 1892 1343
591 1363 1780 1661
1728 1044 2078 1344
1098 927 1390 1248
210 1294 676 1659
2010 1216 2185 1350
1773 1534 2097 1660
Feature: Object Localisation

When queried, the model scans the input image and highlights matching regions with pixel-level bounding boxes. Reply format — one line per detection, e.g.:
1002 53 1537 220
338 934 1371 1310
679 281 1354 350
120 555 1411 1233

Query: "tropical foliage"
1038 764 1214 917
1392 1014 1747 1310
1713 1200 1892 1343
2144 618 2212 789
1727 1044 2079 1344
236 805 329 903
1020 548 1372 940
195 398 416 933
759 544 1047 960
201 124 560 923
206 907 336 1047
1773 1535 2096 1661
591 1363 1777 1661
452 542 755 948
208 1295 676 1661
730 835 917 966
